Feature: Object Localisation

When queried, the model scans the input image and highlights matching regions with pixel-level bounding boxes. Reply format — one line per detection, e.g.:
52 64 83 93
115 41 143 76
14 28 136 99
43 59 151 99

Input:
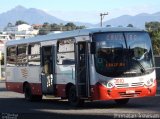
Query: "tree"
65 22 77 31
145 21 160 55
38 22 86 35
7 22 13 27
15 20 28 26
39 22 51 35
127 24 134 27
50 23 61 31
43 22 49 27
106 25 111 27
145 22 160 31
148 30 160 55
76 25 86 29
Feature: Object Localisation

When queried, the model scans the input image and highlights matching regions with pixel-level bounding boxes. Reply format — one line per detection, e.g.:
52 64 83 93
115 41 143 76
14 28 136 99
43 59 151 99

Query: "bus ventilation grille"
116 82 144 88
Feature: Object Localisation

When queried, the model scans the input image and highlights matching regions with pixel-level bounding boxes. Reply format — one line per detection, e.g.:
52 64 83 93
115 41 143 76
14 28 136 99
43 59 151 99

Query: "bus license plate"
126 90 135 94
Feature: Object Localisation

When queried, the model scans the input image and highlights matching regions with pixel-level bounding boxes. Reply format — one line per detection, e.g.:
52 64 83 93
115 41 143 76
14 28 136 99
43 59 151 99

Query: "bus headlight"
144 78 154 86
107 82 115 88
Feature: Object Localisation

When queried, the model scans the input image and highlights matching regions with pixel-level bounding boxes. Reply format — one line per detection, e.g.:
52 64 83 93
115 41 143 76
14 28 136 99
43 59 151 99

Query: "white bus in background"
5 27 157 106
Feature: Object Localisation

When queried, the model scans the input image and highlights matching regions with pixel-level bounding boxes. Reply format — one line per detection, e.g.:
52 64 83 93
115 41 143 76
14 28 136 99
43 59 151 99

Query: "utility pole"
100 12 108 27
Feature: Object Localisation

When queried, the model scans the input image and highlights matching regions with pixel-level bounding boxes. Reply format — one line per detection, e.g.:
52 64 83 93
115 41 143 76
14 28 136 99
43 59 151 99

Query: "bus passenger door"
41 46 55 94
76 42 90 98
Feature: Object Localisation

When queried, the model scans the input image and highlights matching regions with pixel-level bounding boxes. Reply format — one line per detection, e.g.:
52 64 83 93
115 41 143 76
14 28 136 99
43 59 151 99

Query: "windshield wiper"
127 46 146 74
132 58 146 73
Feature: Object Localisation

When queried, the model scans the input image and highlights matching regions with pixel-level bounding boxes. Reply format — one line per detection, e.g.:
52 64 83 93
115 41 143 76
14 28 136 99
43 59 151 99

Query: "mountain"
102 12 160 28
0 6 160 28
0 6 93 27
0 6 65 27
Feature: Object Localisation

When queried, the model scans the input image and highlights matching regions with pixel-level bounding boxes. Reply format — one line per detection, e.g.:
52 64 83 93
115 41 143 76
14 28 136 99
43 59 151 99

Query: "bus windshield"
93 32 154 77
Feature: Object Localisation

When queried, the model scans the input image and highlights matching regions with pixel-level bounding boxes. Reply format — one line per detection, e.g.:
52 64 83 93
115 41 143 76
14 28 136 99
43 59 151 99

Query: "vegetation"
127 24 134 27
145 22 160 55
7 22 14 27
145 22 160 31
39 22 86 35
6 20 86 35
15 20 29 26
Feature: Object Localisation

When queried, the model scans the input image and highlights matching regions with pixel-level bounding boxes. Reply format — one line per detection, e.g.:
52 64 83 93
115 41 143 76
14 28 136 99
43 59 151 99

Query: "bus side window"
28 43 40 66
17 44 28 66
7 46 17 66
57 38 75 65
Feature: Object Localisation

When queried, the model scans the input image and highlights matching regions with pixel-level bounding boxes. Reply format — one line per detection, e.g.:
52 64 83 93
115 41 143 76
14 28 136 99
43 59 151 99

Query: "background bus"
5 27 157 106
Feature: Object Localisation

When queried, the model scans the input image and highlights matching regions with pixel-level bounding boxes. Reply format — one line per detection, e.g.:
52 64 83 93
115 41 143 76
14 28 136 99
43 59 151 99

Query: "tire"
24 84 34 101
24 84 42 101
68 86 84 106
115 98 129 105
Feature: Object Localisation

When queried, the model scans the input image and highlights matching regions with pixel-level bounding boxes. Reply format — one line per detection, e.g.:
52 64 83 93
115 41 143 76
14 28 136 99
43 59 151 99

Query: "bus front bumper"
90 80 157 101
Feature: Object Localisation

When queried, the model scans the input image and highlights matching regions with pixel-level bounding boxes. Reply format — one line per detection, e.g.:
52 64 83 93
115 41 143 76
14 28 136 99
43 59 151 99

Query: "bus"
5 27 157 106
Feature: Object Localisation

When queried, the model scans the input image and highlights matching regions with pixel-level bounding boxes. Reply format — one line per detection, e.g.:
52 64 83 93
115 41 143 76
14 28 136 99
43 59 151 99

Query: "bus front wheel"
68 86 84 106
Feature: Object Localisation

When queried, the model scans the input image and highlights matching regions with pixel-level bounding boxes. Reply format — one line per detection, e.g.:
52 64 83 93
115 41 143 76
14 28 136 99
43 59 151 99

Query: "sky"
1 0 160 23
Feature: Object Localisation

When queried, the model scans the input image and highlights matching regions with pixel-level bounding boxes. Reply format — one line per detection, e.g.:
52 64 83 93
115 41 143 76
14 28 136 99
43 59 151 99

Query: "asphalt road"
0 81 160 119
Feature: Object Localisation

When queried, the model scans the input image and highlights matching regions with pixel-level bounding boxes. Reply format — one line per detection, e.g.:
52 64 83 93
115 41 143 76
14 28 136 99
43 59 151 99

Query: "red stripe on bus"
56 84 66 97
6 82 42 95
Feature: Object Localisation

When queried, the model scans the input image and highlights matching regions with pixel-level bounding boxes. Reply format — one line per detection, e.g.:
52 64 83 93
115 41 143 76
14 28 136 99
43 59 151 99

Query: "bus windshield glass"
93 32 154 77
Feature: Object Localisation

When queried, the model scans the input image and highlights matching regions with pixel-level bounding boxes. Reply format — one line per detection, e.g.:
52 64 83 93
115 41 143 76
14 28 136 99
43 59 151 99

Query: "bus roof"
6 27 145 46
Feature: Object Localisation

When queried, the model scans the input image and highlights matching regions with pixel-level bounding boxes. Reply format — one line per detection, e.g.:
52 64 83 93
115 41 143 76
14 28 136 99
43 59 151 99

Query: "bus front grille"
115 82 144 88
131 82 144 87
118 91 142 97
115 83 129 88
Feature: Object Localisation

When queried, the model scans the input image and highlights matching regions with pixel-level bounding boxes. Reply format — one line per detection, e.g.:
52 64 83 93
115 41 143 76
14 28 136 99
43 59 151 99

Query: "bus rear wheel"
68 86 84 106
24 84 34 101
115 98 129 105
24 85 42 101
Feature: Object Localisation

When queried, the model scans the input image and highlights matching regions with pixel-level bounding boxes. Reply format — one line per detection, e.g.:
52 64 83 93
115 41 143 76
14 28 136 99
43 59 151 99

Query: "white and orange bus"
5 27 157 106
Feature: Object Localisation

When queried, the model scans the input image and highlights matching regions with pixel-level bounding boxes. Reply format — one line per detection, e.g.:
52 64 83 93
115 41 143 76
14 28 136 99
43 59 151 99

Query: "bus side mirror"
90 42 96 54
